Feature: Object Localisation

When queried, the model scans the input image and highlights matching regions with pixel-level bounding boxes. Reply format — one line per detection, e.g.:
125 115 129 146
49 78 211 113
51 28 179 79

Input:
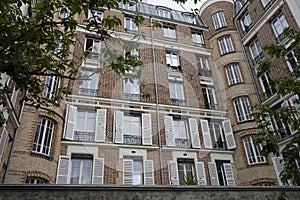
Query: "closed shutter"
189 118 201 148
222 120 236 149
164 116 175 146
0 128 8 161
223 163 235 186
64 105 77 140
92 158 104 184
272 157 284 186
123 159 133 185
56 156 71 184
168 160 179 185
200 120 212 148
144 160 154 185
208 162 219 186
142 114 152 145
114 111 124 143
289 95 299 134
195 162 206 185
95 109 106 142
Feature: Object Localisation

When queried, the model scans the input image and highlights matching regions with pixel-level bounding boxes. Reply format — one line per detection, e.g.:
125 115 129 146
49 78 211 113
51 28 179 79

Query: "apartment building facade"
0 0 298 186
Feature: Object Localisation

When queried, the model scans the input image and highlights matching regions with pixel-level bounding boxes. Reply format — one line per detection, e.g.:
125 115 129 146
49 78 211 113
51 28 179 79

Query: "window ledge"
31 152 53 161
220 51 236 56
228 82 245 87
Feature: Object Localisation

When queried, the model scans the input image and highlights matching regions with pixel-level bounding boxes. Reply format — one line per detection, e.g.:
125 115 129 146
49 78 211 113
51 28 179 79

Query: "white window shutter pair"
123 159 154 185
56 156 104 184
272 157 284 186
0 128 8 161
208 162 235 186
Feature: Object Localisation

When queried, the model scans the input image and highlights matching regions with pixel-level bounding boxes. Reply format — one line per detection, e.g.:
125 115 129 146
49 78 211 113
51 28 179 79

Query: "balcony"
175 138 190 148
124 93 140 101
170 98 185 106
79 88 98 97
253 52 264 66
198 69 212 77
123 135 141 145
168 65 182 73
74 131 95 142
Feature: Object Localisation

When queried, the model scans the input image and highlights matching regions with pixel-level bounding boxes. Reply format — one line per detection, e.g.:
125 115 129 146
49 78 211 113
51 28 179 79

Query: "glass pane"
133 161 142 185
77 111 85 131
86 112 95 132
71 159 80 184
81 160 92 184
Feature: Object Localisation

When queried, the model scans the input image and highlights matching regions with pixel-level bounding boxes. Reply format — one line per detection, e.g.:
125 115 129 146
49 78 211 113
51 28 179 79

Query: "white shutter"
289 95 299 134
92 158 104 184
189 118 201 148
114 111 124 143
123 159 133 185
195 162 206 185
164 116 175 147
0 128 8 161
208 162 219 186
95 109 107 142
168 160 179 185
56 156 71 184
200 120 212 148
142 114 152 145
223 163 235 186
265 115 274 131
272 157 284 186
144 160 154 185
64 105 77 140
222 119 236 149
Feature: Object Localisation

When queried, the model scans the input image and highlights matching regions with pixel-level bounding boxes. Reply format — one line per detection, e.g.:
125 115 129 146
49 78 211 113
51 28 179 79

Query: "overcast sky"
145 0 206 12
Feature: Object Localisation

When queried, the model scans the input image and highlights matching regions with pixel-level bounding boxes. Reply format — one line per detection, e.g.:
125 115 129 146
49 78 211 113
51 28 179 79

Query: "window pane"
71 159 80 184
81 160 92 184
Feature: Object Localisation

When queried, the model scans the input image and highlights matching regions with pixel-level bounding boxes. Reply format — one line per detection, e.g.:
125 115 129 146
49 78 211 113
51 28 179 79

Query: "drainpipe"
150 16 164 185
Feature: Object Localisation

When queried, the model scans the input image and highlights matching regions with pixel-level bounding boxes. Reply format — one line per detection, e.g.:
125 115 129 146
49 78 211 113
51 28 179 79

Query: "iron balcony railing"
74 131 95 142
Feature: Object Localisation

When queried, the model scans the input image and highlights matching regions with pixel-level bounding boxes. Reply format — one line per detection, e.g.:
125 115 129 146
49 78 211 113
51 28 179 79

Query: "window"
124 77 140 101
32 118 54 156
0 128 8 161
212 12 227 29
25 177 47 184
70 155 93 184
209 122 225 149
233 97 252 122
159 9 170 18
261 0 275 9
125 17 138 32
59 4 71 19
163 25 176 40
215 160 231 186
218 36 234 55
85 38 100 60
124 115 141 145
166 52 181 72
173 119 190 148
42 72 61 100
192 32 205 47
249 39 264 65
123 2 136 11
75 109 96 142
243 135 266 165
285 48 300 73
183 14 196 24
169 81 185 106
225 63 243 85
177 159 195 185
52 35 65 58
240 12 252 33
88 10 103 25
202 86 218 110
259 72 276 99
208 161 235 186
79 69 99 96
197 57 211 77
272 14 288 43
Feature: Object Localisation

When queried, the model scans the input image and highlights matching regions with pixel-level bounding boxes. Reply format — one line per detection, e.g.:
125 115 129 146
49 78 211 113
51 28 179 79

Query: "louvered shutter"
64 105 77 140
195 162 206 185
123 159 133 185
222 120 236 149
272 157 284 186
168 160 179 185
289 95 299 134
92 158 104 184
208 162 219 186
56 156 71 184
144 160 154 185
189 118 201 148
95 109 106 142
114 111 124 143
142 114 152 145
223 163 235 186
281 101 295 134
0 128 8 161
200 120 212 148
164 116 175 146
265 115 274 131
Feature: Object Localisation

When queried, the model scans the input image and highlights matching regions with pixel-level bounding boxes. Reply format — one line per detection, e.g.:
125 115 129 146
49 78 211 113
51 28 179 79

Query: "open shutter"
223 163 235 186
195 162 206 185
200 120 212 148
144 160 154 185
0 128 8 161
92 158 104 184
272 157 284 186
123 159 133 185
64 105 77 140
168 160 179 185
114 111 124 143
222 119 236 149
95 109 106 142
164 116 175 146
208 162 219 186
289 95 299 134
189 118 201 148
281 101 295 134
56 156 70 184
265 115 274 131
142 114 152 145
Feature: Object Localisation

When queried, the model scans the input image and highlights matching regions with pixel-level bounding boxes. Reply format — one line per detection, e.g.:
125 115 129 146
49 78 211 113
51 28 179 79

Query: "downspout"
2 90 27 183
150 16 164 185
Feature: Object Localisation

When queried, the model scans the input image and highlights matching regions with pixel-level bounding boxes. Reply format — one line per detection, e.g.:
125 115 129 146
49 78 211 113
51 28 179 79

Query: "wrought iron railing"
175 138 190 148
123 135 142 145
124 93 140 101
198 69 212 77
74 131 95 142
79 88 98 97
168 65 182 73
253 52 264 66
170 98 185 106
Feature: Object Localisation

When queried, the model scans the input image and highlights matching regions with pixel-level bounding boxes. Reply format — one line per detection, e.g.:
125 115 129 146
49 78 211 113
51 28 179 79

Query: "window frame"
169 81 185 106
88 9 103 25
271 14 288 43
124 76 140 101
259 72 276 99
163 25 176 40
79 68 99 96
225 63 243 85
123 114 142 145
249 39 264 65
192 31 205 47
212 12 227 29
285 48 300 73
70 156 93 184
202 86 218 110
209 122 225 149
177 158 195 185
25 177 48 184
124 17 138 32
42 72 61 100
240 12 252 33
218 36 234 55
243 135 266 165
85 38 101 60
158 9 171 18
233 97 253 122
123 2 136 11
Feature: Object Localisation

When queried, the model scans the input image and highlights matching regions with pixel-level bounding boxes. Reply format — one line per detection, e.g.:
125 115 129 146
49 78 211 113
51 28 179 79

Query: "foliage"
182 175 198 185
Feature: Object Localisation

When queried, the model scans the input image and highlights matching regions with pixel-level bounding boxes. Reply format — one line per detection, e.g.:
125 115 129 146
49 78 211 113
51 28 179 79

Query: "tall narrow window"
259 72 276 99
218 36 234 55
197 57 211 77
124 77 140 101
70 155 93 184
285 48 300 73
233 97 252 122
125 17 138 32
169 81 185 106
79 69 99 97
261 0 275 9
173 119 190 148
212 12 227 29
225 63 243 85
209 122 225 149
177 159 195 185
249 39 264 65
202 86 218 110
243 135 266 165
123 115 141 145
88 10 103 25
166 52 181 72
85 38 100 60
43 73 61 100
159 9 171 18
75 109 96 142
240 12 252 33
272 14 289 43
163 25 176 40
192 31 204 47
32 118 54 156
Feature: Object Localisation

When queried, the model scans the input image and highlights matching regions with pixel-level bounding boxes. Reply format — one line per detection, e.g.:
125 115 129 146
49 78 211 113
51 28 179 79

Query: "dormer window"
158 9 171 18
183 13 197 25
125 17 138 32
88 10 103 25
123 2 136 11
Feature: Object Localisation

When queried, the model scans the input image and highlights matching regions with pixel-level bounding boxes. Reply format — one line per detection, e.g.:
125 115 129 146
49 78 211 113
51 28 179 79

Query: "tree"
252 27 300 185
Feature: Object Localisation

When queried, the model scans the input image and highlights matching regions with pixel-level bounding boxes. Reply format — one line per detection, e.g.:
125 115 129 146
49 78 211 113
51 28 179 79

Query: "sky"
145 0 206 12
